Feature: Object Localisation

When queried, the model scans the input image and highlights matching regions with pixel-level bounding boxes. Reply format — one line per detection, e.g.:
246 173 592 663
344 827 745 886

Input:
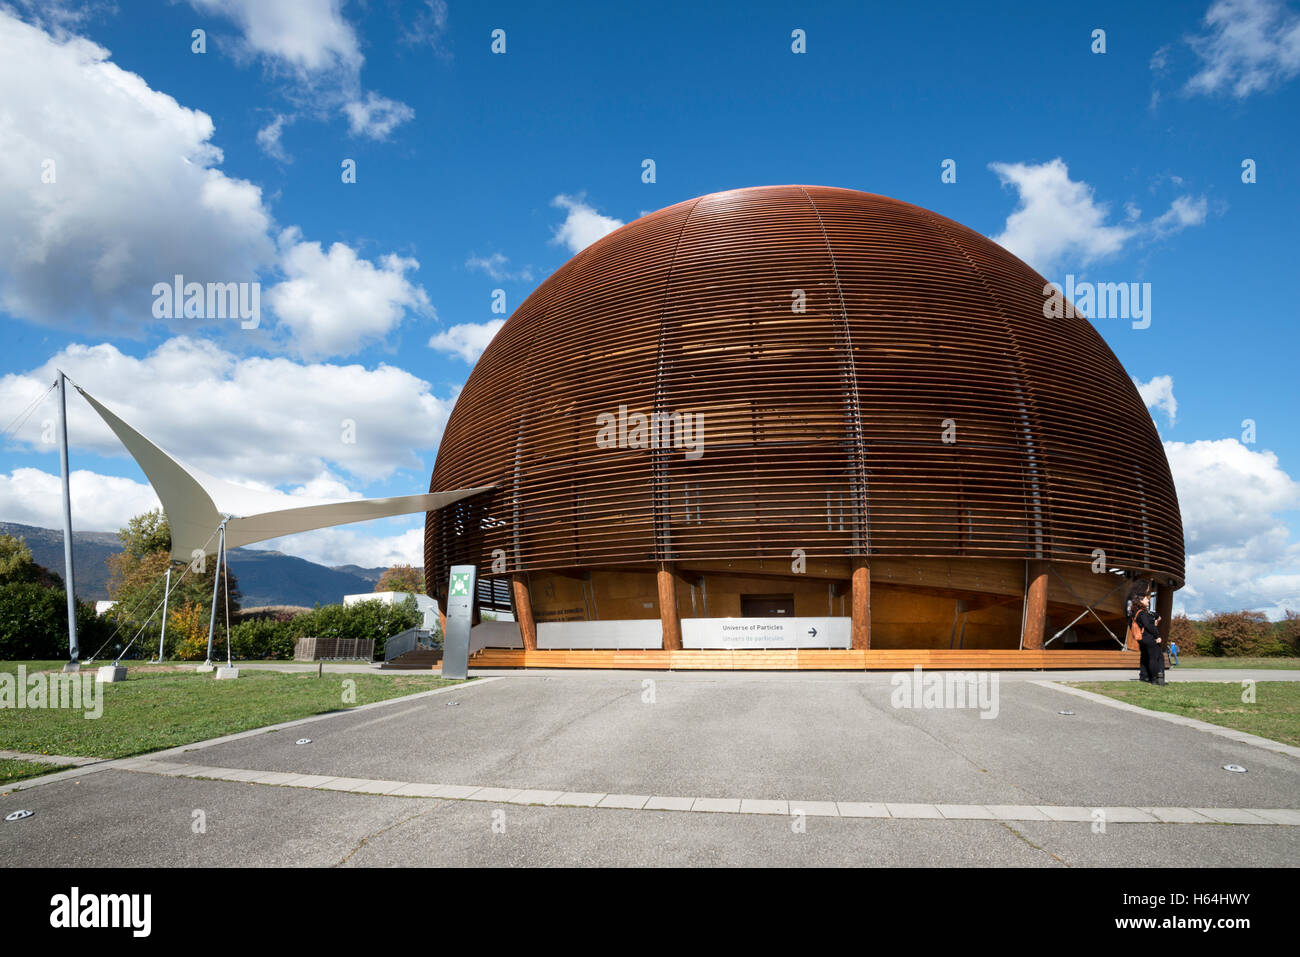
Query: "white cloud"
1165 438 1300 618
428 320 505 363
465 252 532 282
0 467 160 532
1150 195 1208 238
400 0 450 54
266 229 431 358
243 523 426 568
1185 0 1300 97
550 194 625 254
185 0 413 138
0 338 453 486
187 0 361 76
988 158 1207 274
1168 439 1298 551
0 13 439 356
342 92 415 140
0 12 276 329
256 113 292 162
1134 374 1178 425
989 160 1137 273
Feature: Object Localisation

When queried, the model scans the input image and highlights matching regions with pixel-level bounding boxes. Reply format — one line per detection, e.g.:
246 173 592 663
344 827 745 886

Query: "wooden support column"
512 573 537 650
1156 583 1173 643
850 558 870 650
657 563 682 651
1021 560 1049 650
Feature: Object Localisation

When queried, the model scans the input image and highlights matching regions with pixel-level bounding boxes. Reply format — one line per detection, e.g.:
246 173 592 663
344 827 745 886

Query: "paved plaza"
3 670 1298 866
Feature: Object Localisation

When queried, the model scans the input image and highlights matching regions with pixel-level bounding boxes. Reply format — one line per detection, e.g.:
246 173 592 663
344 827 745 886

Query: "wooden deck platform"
468 648 1139 671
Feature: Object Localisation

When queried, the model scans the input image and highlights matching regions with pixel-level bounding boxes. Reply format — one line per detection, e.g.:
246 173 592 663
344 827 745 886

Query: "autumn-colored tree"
374 563 425 595
1168 614 1201 655
1204 610 1270 657
169 601 211 661
1278 611 1300 656
106 510 238 658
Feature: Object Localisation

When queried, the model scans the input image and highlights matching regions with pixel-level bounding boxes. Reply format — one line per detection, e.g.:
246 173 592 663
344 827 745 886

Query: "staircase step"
381 649 444 670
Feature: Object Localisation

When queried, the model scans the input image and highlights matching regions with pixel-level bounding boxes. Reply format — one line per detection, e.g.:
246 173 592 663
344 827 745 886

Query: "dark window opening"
741 594 795 617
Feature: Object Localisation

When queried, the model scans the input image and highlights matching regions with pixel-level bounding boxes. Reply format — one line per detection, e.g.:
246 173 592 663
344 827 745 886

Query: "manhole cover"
1223 764 1247 773
295 738 312 745
5 810 34 822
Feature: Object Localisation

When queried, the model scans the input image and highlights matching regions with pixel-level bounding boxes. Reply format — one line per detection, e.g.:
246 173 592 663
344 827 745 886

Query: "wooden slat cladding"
426 186 1183 601
468 648 1140 671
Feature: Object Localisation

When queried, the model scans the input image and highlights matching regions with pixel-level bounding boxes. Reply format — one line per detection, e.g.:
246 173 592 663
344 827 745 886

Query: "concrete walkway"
98 755 1300 826
4 672 1297 866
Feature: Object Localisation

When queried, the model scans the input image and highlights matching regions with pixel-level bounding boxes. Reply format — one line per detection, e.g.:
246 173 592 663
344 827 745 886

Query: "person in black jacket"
1130 593 1165 685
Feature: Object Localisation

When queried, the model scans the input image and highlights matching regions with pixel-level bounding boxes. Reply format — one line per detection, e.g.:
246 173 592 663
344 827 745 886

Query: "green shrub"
0 581 109 660
229 617 295 660
287 597 421 658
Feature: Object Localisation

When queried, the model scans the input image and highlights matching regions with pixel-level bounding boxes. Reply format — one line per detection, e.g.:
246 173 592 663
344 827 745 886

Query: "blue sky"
1 0 1297 617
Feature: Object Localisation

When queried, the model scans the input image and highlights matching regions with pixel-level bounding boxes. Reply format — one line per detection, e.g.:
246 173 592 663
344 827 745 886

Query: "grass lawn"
0 662 459 760
1173 657 1300 670
0 757 75 787
1072 680 1300 747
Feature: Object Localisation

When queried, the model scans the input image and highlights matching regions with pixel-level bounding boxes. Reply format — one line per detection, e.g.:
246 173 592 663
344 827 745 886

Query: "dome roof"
427 185 1183 586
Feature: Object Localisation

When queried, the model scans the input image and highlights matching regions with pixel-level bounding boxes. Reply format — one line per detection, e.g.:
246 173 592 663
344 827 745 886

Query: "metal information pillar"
442 565 477 680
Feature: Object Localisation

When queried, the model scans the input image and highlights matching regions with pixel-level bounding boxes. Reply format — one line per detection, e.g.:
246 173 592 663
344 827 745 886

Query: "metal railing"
383 628 424 662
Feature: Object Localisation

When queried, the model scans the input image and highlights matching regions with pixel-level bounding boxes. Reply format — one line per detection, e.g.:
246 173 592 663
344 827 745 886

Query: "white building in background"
343 591 441 632
95 600 117 616
342 591 515 631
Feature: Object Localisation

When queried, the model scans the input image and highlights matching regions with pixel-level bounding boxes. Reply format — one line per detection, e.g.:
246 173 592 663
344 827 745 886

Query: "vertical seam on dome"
800 186 871 555
919 211 1051 562
651 195 707 563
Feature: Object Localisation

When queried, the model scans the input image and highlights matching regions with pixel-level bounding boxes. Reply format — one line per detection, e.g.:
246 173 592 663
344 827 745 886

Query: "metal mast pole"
57 371 79 670
157 565 171 662
204 520 226 666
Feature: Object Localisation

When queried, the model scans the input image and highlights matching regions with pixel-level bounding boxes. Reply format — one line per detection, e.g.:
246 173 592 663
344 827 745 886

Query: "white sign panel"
682 617 851 649
537 619 663 650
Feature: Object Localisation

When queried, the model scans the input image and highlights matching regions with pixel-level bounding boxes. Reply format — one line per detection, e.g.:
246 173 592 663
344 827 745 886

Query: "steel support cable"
112 557 201 663
0 381 56 441
86 525 219 661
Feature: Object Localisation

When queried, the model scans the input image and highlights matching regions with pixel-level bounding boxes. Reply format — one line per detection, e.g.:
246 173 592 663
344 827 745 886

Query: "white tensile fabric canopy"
76 385 490 561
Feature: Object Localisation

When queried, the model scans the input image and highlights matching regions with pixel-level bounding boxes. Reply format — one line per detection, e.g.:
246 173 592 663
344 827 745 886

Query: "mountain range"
0 522 394 608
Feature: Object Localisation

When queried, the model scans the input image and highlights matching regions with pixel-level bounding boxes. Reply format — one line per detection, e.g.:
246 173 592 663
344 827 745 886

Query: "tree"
1204 610 1270 657
107 511 239 658
1168 614 1204 656
0 533 61 588
169 601 210 661
0 534 40 584
0 581 108 659
374 563 425 594
119 509 172 558
1278 611 1300 656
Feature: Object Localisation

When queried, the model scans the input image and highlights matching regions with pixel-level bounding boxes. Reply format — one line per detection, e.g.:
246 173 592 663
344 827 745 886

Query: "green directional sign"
442 565 476 679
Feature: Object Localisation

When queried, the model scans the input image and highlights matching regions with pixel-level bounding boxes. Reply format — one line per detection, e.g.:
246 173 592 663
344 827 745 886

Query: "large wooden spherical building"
425 186 1183 668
